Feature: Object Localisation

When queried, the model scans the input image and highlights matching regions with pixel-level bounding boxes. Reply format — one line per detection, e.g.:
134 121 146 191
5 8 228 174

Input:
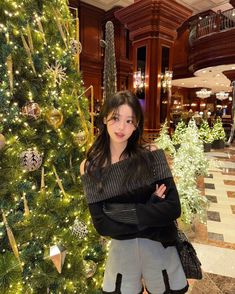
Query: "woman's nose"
118 120 125 129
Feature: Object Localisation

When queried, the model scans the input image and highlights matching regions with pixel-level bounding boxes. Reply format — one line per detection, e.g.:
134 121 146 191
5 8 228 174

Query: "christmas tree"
173 119 208 224
0 0 105 293
211 117 226 141
155 121 175 155
102 21 117 101
171 120 187 146
198 119 213 144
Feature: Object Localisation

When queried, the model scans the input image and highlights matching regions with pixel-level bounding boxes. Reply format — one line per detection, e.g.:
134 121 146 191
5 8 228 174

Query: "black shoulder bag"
175 225 203 280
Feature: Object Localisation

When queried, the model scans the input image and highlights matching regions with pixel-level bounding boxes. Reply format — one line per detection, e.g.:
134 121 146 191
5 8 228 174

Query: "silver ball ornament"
71 219 88 239
20 149 43 171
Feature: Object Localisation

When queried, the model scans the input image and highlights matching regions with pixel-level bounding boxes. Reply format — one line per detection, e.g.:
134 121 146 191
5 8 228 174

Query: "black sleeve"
88 200 140 237
103 177 181 227
135 177 181 226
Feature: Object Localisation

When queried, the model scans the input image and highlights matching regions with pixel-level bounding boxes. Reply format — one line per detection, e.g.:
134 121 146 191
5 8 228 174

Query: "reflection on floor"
188 143 235 294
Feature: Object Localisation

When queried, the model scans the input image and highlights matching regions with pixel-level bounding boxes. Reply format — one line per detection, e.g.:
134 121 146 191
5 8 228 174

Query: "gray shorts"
102 238 188 294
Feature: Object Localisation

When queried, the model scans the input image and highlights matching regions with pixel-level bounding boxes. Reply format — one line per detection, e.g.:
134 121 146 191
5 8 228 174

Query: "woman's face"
105 104 137 146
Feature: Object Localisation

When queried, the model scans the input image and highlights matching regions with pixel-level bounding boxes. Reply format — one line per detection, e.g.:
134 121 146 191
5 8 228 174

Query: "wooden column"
115 0 191 132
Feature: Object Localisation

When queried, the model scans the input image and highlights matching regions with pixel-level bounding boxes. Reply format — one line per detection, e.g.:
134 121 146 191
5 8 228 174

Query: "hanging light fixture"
160 70 173 92
196 88 211 99
133 71 145 89
216 91 229 100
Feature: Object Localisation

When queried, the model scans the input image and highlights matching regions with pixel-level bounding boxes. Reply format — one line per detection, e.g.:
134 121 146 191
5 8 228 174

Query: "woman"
80 90 188 294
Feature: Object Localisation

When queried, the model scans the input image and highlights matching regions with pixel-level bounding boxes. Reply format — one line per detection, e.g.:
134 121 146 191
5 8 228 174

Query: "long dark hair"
85 91 146 175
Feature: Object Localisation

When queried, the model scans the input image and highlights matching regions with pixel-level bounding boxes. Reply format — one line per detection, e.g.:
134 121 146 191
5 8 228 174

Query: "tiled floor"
188 143 235 293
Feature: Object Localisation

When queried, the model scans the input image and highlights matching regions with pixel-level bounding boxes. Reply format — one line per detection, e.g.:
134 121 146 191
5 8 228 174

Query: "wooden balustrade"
189 8 235 44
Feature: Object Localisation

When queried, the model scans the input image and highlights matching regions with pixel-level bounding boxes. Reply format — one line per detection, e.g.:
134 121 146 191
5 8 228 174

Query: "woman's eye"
126 119 133 124
112 116 119 121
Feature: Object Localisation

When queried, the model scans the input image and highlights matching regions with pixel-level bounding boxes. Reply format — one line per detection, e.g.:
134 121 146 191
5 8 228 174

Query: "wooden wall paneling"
69 1 105 102
115 0 192 131
173 29 194 79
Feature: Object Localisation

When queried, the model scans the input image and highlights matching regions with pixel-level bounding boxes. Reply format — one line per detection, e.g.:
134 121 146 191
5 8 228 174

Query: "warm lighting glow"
196 88 211 99
160 70 173 91
216 91 229 100
133 71 145 89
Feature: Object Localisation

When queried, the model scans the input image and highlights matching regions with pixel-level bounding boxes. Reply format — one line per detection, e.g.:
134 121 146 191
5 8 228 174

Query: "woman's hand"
153 184 166 199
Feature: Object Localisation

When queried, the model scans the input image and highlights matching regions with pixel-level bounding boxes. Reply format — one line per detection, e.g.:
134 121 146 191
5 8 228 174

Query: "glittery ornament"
0 134 6 150
99 236 109 250
83 260 97 278
46 61 67 85
71 219 88 239
74 130 86 146
20 149 43 171
45 108 63 128
21 101 41 120
70 39 82 55
50 245 66 273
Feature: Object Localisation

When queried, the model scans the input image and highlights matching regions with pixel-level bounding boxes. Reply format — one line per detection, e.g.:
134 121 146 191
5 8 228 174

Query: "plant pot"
212 139 225 149
203 142 211 152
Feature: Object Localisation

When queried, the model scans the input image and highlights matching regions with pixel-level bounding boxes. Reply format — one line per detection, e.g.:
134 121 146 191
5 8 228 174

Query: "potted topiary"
155 121 175 156
172 120 187 151
198 120 214 152
211 117 226 149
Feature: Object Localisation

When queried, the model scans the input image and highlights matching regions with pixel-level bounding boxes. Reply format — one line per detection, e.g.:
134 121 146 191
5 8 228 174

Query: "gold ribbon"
35 15 47 44
26 24 34 52
69 154 76 183
40 166 45 192
20 32 36 75
23 194 30 216
77 85 95 150
52 165 67 198
2 210 23 271
5 34 13 90
74 8 80 72
6 54 13 91
53 8 68 49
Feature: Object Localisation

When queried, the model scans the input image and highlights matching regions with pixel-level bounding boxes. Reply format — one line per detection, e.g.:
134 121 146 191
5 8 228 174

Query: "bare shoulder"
80 159 86 175
143 143 158 151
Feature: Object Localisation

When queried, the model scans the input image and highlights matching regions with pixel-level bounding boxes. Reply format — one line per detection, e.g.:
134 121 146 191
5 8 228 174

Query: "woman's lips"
115 132 125 138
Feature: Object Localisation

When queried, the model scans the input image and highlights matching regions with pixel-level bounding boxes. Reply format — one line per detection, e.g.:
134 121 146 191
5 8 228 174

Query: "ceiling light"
196 88 211 99
216 91 229 100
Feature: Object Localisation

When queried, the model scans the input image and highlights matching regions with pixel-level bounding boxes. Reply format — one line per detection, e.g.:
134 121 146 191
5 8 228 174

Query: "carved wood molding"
189 29 235 72
115 0 192 42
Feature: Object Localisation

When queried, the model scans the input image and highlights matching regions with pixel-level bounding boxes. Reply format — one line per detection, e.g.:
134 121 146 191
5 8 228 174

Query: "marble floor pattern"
187 142 235 294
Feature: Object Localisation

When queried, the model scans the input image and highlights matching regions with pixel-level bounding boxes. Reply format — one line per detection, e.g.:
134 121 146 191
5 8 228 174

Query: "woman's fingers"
154 184 166 198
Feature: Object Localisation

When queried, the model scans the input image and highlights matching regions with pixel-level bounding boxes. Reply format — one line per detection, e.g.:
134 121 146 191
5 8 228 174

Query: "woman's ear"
103 117 107 124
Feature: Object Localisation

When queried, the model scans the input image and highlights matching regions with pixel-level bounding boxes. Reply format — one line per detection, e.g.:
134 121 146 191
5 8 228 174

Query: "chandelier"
216 91 229 100
196 88 211 99
160 70 173 92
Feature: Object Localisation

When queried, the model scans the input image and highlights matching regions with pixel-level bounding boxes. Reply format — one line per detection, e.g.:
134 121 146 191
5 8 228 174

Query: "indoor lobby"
1 0 235 293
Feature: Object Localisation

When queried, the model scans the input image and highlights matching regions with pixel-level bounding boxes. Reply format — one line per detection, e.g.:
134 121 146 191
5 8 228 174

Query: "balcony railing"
189 8 235 44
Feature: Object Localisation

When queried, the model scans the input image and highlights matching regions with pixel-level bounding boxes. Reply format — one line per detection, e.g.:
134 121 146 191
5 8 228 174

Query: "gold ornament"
46 108 63 128
2 210 23 271
21 101 41 120
0 134 6 150
74 130 86 146
70 39 82 55
50 245 67 273
83 260 97 278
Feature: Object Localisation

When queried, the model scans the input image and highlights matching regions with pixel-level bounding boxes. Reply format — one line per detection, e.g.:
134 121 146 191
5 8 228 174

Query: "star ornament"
49 245 67 273
46 61 67 85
